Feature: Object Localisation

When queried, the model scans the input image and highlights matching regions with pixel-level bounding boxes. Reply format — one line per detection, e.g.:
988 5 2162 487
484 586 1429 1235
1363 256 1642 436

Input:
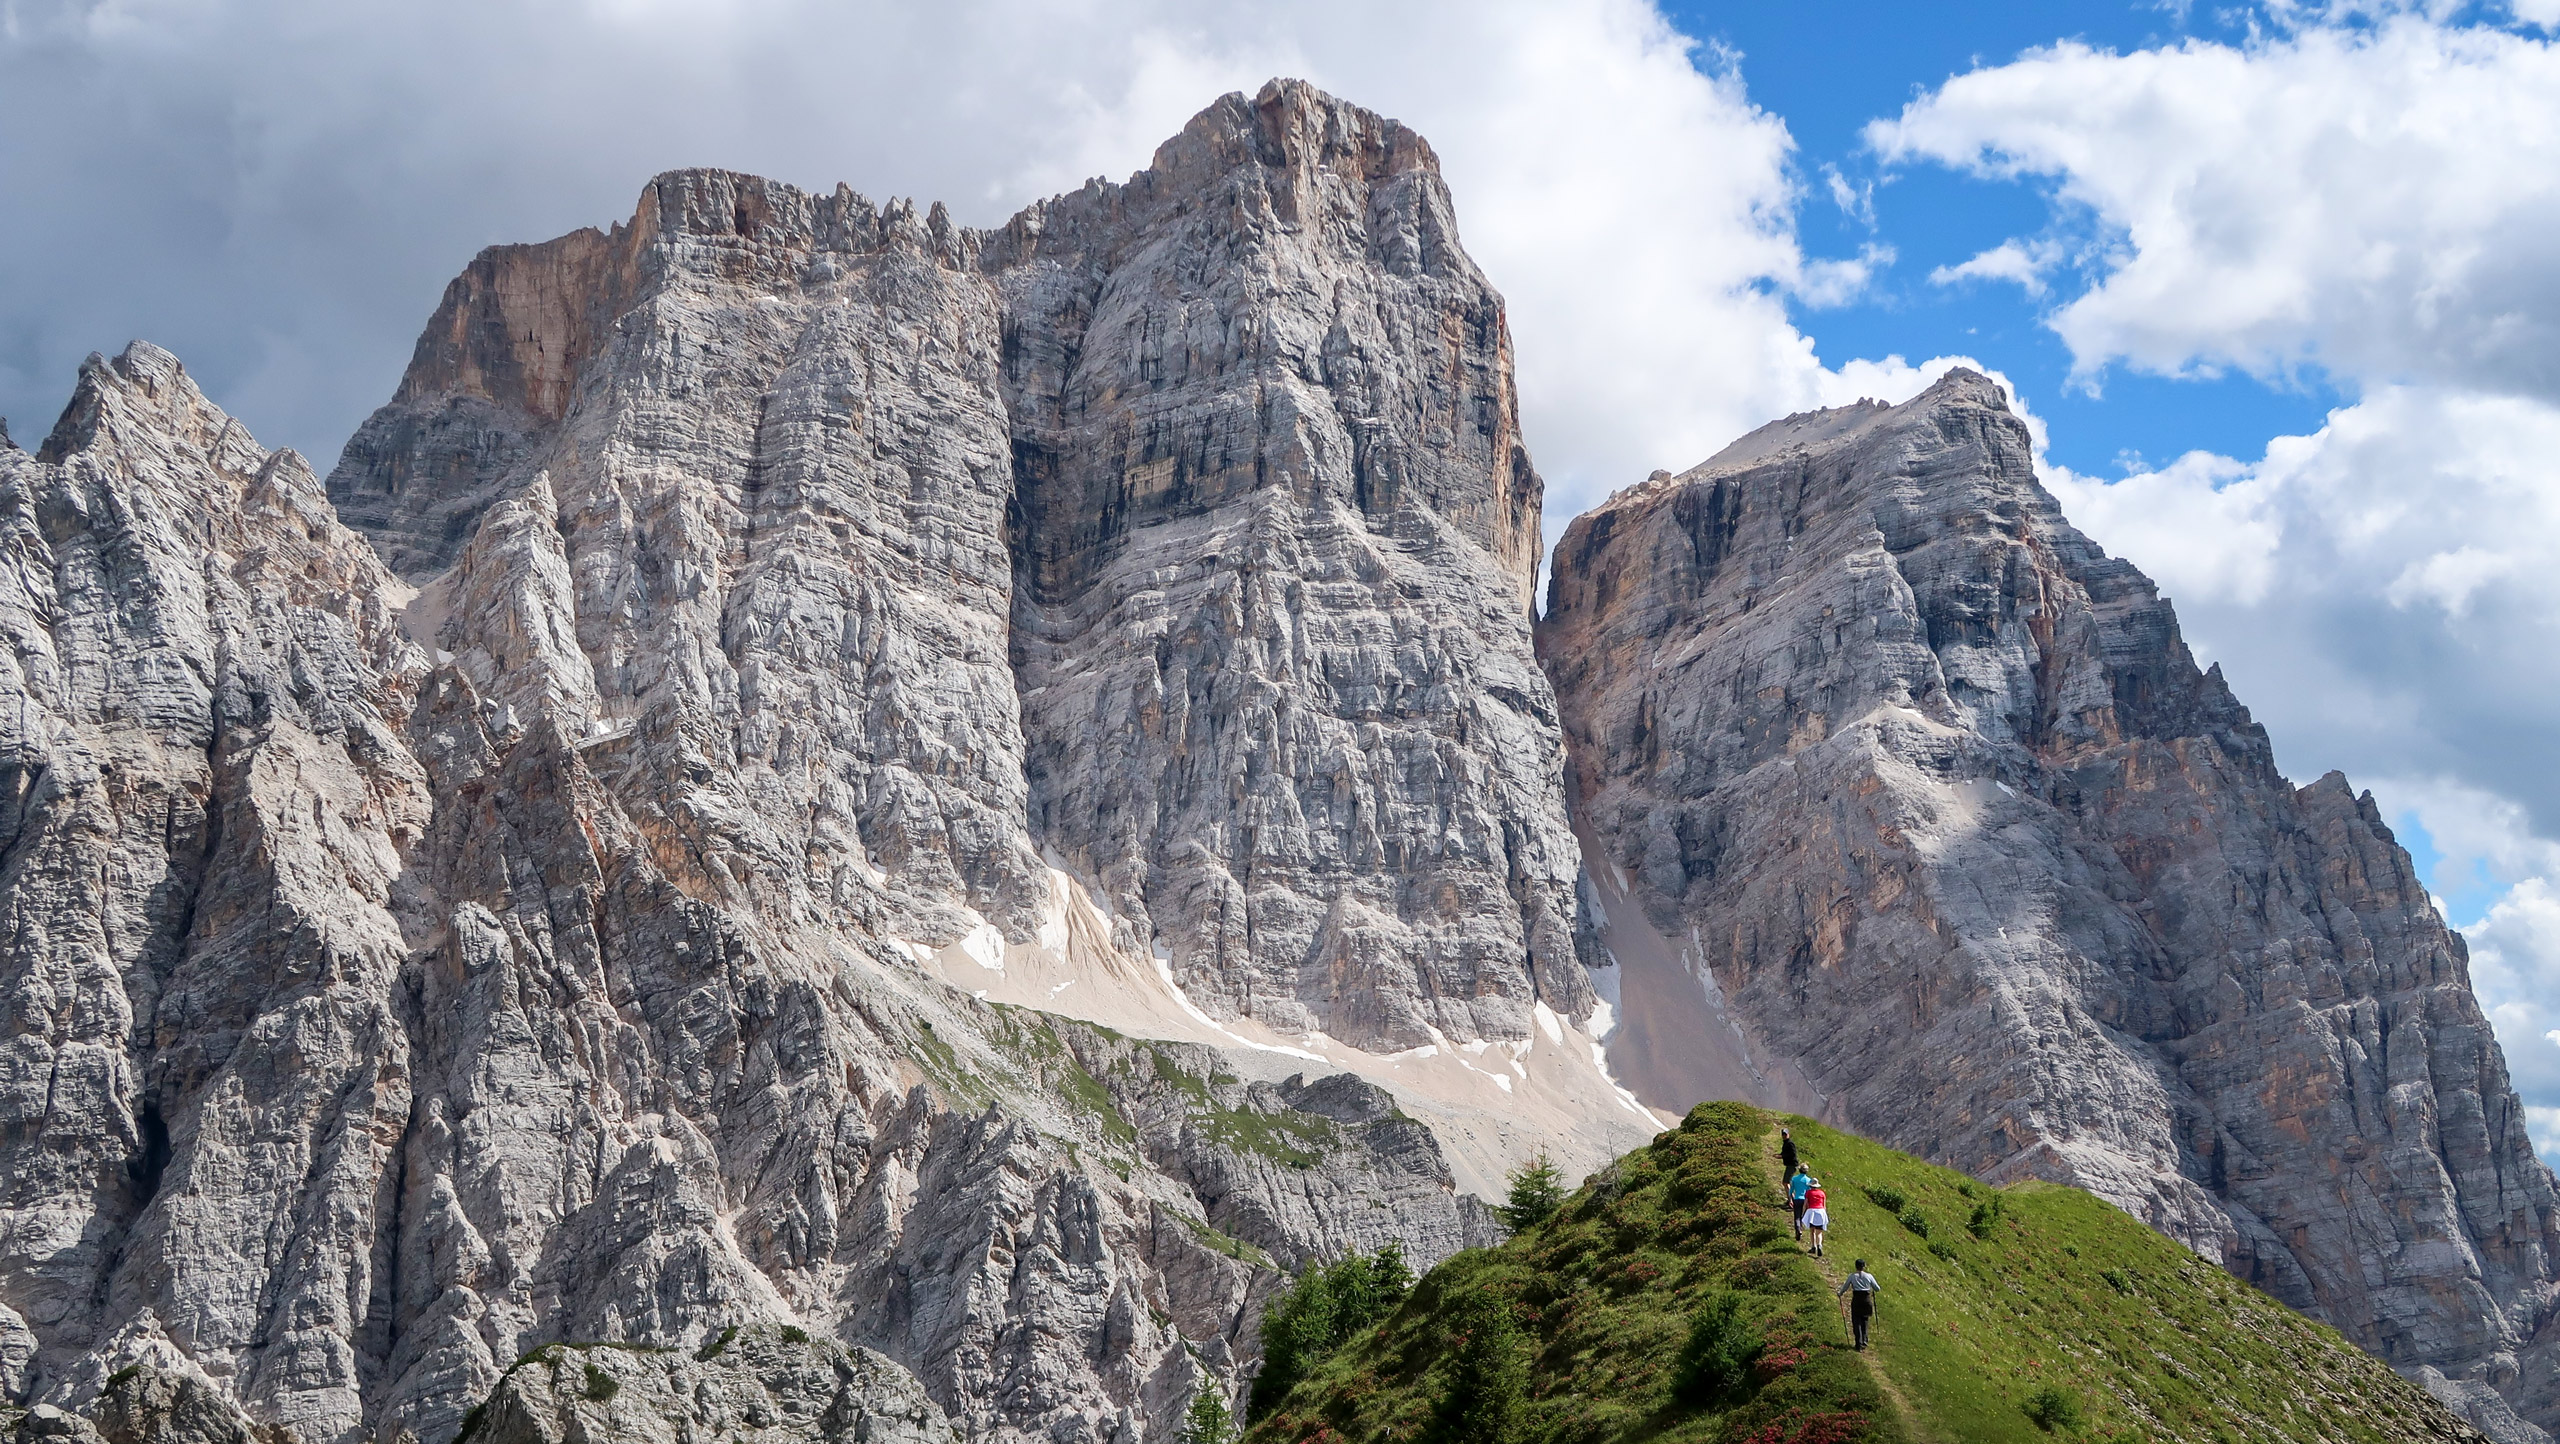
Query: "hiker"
1788 1164 1813 1241
1802 1177 1829 1256
1780 1127 1798 1178
1839 1260 1880 1349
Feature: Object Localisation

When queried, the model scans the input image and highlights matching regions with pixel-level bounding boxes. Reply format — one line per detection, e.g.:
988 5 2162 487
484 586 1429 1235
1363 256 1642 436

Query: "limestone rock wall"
1539 369 2560 1439
0 80 1603 1444
987 82 1588 1049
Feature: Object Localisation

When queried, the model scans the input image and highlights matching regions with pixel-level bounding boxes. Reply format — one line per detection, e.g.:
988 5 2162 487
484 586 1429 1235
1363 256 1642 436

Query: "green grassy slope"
1244 1104 2486 1444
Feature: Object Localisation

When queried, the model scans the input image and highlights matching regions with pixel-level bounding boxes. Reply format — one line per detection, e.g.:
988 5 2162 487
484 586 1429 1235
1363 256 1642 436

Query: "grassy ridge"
1245 1105 2486 1444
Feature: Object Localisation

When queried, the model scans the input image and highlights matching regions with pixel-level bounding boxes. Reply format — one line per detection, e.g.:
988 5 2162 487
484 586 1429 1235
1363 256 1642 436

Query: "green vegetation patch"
1148 1048 1336 1168
1764 1117 2481 1444
1175 1207 1276 1269
1245 1100 1892 1444
1247 1106 2483 1444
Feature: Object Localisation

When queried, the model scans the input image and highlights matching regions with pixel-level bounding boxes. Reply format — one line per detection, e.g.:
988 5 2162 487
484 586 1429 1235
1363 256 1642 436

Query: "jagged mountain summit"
0 72 2551 1444
0 81 1650 1444
1540 370 2560 1441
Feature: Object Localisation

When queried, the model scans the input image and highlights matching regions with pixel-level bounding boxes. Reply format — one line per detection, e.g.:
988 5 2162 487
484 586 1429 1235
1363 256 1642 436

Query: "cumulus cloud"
1929 237 2067 297
2469 880 2560 1135
0 0 1911 532
1871 18 2560 398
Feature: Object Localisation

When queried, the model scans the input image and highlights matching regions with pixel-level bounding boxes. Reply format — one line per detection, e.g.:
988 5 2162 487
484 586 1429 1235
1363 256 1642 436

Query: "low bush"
1862 1184 1907 1214
1670 1290 1764 1409
1422 1290 1527 1444
1897 1207 1931 1239
2023 1385 2083 1431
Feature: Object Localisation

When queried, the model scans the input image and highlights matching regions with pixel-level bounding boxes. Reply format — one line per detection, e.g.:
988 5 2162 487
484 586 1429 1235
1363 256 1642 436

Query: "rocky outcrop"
2 80 1637 1444
1539 370 2560 1439
462 1333 949 1444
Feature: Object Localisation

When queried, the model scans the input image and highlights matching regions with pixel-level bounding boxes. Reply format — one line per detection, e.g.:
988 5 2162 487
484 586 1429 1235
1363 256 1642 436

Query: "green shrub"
1927 1239 1959 1263
2023 1385 2084 1431
1423 1289 1527 1444
695 1326 738 1361
1897 1207 1930 1239
1180 1384 1236 1444
2100 1267 2133 1294
1497 1155 1567 1232
1967 1198 2003 1239
580 1362 617 1403
2062 1245 2079 1258
1670 1290 1763 1409
778 1325 810 1344
1862 1184 1907 1213
1247 1243 1414 1420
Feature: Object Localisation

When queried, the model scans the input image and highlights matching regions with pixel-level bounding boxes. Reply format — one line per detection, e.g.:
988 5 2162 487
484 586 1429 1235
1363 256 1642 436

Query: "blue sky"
1 0 2555 1160
1672 0 2348 474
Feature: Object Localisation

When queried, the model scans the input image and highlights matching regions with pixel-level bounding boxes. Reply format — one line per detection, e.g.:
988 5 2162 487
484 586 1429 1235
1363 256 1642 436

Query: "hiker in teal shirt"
1788 1165 1812 1241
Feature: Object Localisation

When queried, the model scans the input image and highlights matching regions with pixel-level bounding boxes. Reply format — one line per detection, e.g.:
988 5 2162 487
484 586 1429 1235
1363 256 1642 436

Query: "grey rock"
1 80 1583 1444
987 83 1588 1049
1540 369 2560 1441
464 1334 948 1444
331 80 1591 1053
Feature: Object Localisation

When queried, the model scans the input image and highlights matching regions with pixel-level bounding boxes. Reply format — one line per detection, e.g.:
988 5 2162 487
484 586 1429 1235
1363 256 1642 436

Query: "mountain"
0 75 2551 1444
1247 1102 2495 1443
1539 373 2560 1440
0 82 1650 1444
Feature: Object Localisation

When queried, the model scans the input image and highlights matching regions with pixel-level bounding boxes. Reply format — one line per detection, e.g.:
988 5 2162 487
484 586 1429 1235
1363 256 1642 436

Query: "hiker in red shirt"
1802 1178 1830 1257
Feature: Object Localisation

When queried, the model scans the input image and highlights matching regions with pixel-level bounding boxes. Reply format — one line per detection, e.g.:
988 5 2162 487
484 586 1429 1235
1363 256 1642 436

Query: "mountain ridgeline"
0 77 2550 1444
1247 1104 2496 1444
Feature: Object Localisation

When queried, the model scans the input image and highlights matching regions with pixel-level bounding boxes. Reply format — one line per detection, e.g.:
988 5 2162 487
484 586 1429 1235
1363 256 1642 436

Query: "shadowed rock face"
0 78 1593 1444
1540 369 2560 1441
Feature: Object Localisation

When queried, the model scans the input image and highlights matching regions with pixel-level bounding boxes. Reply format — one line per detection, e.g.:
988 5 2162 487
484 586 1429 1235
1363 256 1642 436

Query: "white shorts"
1803 1208 1829 1229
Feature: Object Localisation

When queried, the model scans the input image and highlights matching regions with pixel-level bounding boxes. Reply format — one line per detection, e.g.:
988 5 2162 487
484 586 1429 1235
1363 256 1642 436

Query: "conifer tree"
1497 1153 1566 1232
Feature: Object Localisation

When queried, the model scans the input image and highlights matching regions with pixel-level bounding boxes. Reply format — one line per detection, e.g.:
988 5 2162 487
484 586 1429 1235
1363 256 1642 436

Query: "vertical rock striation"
986 83 1587 1048
1540 369 2560 1439
2 80 1620 1444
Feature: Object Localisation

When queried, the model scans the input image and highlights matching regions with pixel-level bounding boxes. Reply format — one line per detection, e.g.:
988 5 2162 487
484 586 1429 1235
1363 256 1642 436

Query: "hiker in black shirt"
1780 1127 1798 1179
1838 1260 1880 1349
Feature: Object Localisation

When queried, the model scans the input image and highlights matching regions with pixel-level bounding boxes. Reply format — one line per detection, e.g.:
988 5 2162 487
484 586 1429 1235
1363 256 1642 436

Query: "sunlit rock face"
1540 369 2560 1442
0 79 1617 1444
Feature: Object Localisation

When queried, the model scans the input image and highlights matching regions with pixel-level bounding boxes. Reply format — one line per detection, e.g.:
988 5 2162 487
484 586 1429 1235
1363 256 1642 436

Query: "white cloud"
2468 880 2560 1162
1929 237 2066 297
1870 19 2560 399
2048 387 2560 833
0 0 1903 537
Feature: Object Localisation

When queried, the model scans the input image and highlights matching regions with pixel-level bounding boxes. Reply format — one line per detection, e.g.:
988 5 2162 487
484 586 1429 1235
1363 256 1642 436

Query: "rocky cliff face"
1 80 1638 1444
1540 369 2560 1440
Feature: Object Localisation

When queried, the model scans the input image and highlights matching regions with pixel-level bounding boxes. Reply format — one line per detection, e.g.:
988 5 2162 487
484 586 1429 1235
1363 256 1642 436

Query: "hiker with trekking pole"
1839 1260 1880 1349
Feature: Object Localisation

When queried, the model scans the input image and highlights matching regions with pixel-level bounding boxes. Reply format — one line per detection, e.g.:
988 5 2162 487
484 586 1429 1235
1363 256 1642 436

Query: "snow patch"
1533 1001 1565 1045
959 917 1006 974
